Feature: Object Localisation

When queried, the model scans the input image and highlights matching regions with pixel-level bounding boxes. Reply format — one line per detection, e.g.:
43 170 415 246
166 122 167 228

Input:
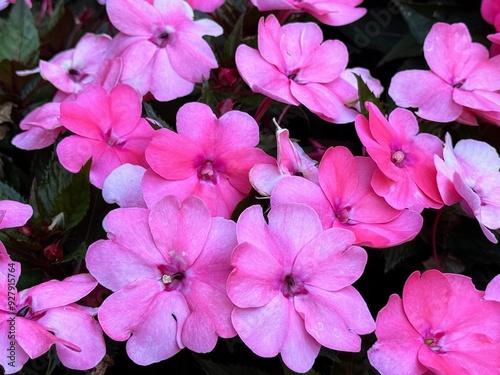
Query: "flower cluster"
1 0 500 374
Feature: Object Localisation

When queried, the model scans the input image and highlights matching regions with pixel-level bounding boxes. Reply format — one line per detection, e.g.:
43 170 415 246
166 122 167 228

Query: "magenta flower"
142 102 274 218
0 272 106 374
389 22 500 124
56 84 154 189
355 103 443 211
434 133 500 243
368 270 500 375
236 15 358 124
250 123 318 196
249 0 366 26
228 203 374 373
271 146 423 248
186 0 224 12
106 0 222 101
86 195 237 365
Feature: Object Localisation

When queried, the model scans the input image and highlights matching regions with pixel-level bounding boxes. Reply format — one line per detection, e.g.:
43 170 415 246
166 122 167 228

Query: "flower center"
162 272 184 284
197 161 217 183
335 207 350 224
424 332 446 353
151 26 175 48
68 68 88 83
104 129 125 147
391 150 405 166
281 274 307 298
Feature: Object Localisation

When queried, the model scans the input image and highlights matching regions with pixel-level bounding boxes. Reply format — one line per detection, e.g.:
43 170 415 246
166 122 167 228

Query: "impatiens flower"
11 102 64 150
0 271 106 374
18 34 112 95
249 0 366 27
271 146 423 248
481 0 500 56
105 0 223 101
227 203 375 373
86 195 237 365
56 84 155 189
142 102 274 218
367 270 500 375
250 122 318 196
389 22 500 125
434 133 500 243
355 102 443 211
236 15 358 124
186 0 224 12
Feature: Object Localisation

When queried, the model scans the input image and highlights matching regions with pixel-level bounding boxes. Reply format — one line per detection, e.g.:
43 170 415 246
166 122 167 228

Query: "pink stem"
254 97 273 124
277 105 292 125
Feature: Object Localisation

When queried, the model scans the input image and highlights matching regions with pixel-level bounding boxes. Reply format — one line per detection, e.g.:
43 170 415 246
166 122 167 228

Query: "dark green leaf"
354 73 384 118
194 354 273 375
16 262 43 290
53 241 87 265
383 242 413 273
377 33 422 67
199 79 218 111
0 180 24 201
397 2 436 44
51 161 90 230
223 13 244 62
143 102 171 129
0 0 39 64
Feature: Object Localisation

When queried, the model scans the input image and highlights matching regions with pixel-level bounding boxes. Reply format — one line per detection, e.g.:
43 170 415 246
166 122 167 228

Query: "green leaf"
383 242 413 273
223 12 244 62
0 0 39 64
16 262 43 290
51 161 90 230
143 102 171 129
354 73 384 118
199 79 218 111
53 242 87 265
377 33 422 67
0 181 24 202
397 2 436 44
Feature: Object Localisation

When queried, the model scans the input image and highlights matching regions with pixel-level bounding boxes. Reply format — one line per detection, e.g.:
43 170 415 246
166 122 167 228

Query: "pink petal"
36 306 105 370
0 201 32 229
258 15 286 73
12 126 63 150
485 275 500 302
280 309 321 373
389 70 461 122
368 294 427 375
181 309 217 352
310 3 367 26
249 162 282 196
236 45 299 105
231 294 290 357
294 285 374 352
102 164 147 208
294 228 366 291
0 320 28 373
108 85 143 136
106 0 161 35
145 128 202 179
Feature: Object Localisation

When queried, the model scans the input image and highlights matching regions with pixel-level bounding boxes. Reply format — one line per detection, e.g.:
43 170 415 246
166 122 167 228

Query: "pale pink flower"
250 123 318 196
105 0 222 101
86 195 237 365
0 272 106 374
18 34 112 95
271 146 423 248
249 0 366 26
434 133 500 243
56 84 155 189
236 15 358 124
102 164 147 208
389 22 500 125
142 102 274 218
355 103 443 211
228 203 374 373
368 270 500 375
485 274 500 302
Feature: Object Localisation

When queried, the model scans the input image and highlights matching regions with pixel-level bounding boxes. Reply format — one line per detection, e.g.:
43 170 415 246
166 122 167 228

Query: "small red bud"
43 242 63 262
17 225 32 237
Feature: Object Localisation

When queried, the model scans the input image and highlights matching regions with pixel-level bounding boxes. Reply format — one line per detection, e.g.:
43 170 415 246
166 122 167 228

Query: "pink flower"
249 0 366 26
250 123 318 196
228 203 374 373
142 102 274 218
18 33 112 94
56 84 154 189
0 272 106 374
105 0 222 101
368 270 500 375
434 133 500 243
236 15 358 124
102 164 147 208
340 67 384 111
271 146 423 248
355 103 443 211
86 195 237 365
389 22 500 124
